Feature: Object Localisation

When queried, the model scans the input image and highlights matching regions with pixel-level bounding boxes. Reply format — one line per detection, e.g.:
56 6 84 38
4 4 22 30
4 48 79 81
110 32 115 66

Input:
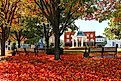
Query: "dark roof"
76 31 85 36
96 35 105 38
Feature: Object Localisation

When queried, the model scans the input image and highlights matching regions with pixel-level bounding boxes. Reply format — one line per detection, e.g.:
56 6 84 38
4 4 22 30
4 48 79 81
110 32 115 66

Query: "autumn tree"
0 0 22 56
33 0 118 60
18 0 79 49
104 2 121 40
33 0 87 60
10 0 52 48
10 16 48 48
103 19 121 40
10 15 27 48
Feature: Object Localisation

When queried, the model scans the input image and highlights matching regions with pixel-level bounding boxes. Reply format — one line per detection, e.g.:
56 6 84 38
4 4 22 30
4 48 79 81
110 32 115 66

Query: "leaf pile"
0 54 121 81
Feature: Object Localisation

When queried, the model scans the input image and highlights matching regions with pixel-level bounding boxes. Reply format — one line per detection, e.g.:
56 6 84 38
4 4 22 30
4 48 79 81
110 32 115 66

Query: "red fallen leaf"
69 77 75 81
1 53 121 80
117 70 121 73
45 0 48 3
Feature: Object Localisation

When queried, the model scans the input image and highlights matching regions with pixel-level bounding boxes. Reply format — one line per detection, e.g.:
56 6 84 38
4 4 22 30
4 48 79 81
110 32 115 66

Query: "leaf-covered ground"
0 53 121 81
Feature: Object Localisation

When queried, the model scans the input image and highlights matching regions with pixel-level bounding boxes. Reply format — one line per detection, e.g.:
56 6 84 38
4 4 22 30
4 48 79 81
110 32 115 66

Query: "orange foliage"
0 54 121 80
112 17 121 22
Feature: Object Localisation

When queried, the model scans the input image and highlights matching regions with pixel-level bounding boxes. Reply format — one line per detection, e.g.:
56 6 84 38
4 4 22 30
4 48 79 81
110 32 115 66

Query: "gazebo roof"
76 31 85 36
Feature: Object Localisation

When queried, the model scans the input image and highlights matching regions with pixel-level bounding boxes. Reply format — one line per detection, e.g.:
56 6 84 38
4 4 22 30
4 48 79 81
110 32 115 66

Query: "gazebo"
71 31 87 47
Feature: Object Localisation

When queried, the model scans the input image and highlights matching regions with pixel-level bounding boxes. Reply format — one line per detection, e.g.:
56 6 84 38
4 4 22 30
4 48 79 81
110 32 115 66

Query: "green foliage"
10 16 46 45
104 27 115 40
25 37 40 44
22 17 44 35
103 19 121 40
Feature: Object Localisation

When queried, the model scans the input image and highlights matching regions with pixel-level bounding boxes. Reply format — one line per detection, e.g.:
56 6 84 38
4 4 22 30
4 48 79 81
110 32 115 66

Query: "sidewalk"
0 50 12 61
0 50 12 59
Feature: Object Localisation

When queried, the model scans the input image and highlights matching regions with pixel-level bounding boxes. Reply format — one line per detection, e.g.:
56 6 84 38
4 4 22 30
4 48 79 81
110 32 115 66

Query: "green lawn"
64 48 121 53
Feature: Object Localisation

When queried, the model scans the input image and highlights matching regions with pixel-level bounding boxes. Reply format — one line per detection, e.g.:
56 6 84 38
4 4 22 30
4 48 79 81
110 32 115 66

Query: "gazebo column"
71 36 75 47
76 37 78 47
81 37 83 47
71 39 75 47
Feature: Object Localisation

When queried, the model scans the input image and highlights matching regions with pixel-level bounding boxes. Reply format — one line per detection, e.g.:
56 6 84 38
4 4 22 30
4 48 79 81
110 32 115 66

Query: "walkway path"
0 50 12 56
0 50 12 61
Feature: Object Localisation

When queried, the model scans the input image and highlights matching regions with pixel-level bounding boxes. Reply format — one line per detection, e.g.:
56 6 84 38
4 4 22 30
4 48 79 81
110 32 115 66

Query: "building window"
86 34 89 37
67 35 70 38
102 39 103 41
90 34 93 37
112 42 115 46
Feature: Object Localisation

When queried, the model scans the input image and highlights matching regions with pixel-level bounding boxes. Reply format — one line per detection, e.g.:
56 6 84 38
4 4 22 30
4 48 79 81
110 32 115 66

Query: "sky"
60 19 109 40
74 19 109 36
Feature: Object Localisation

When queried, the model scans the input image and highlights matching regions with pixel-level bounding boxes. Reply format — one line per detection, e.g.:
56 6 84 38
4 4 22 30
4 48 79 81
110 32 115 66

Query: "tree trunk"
46 38 49 48
1 29 5 56
54 0 61 60
54 30 60 60
18 39 21 48
43 23 49 48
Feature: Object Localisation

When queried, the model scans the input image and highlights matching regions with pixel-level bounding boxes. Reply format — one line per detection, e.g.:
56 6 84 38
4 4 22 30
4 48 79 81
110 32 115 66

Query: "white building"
0 41 12 50
105 40 121 48
95 35 107 47
49 34 55 44
96 35 106 42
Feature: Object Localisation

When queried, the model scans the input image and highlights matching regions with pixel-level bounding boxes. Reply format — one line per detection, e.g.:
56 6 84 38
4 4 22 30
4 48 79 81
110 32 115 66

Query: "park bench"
85 44 118 58
102 46 118 57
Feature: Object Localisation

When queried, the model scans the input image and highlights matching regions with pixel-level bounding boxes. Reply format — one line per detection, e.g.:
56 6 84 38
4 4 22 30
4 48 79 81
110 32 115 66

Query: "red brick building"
83 31 96 42
64 32 75 43
64 31 96 46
